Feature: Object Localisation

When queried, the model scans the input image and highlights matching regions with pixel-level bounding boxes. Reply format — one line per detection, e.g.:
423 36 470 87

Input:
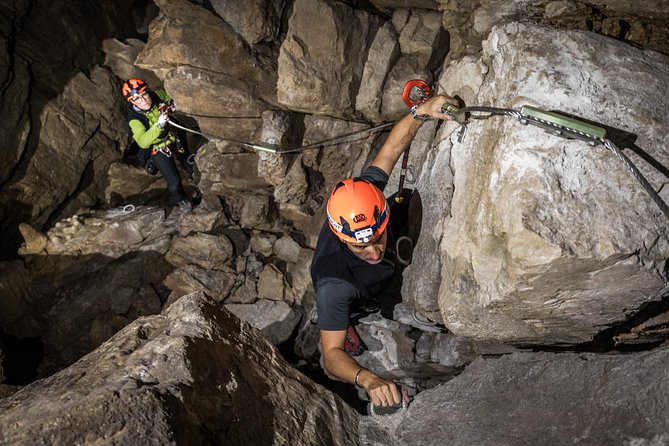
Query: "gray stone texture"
0 293 361 445
380 348 669 446
423 23 669 344
277 0 382 117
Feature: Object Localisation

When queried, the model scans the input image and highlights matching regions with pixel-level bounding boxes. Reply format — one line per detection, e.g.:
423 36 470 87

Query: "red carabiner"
402 79 431 107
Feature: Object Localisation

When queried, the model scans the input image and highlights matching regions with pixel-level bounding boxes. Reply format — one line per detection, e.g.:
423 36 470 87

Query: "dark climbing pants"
150 149 194 203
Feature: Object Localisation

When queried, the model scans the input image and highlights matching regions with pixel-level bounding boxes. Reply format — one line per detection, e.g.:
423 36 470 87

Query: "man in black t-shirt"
310 94 458 409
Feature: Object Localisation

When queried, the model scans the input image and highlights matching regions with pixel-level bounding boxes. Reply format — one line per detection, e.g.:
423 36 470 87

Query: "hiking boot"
177 199 193 213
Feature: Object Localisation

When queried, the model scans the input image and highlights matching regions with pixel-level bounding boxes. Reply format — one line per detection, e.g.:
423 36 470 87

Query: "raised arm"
370 94 459 176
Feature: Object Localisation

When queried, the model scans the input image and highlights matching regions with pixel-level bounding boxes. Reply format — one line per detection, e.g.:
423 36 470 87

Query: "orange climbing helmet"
122 78 149 102
327 178 389 244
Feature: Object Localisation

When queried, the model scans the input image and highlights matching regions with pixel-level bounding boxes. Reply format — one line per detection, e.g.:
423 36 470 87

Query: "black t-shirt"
310 166 399 331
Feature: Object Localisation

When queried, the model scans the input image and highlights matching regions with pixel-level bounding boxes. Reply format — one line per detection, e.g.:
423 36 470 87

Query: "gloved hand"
156 113 169 129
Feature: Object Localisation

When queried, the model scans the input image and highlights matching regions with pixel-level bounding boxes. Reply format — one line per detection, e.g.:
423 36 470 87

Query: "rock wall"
0 0 668 443
428 23 669 344
0 0 143 258
379 348 669 445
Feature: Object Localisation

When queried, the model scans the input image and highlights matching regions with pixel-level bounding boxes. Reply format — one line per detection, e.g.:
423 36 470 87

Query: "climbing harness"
159 146 172 157
404 80 669 220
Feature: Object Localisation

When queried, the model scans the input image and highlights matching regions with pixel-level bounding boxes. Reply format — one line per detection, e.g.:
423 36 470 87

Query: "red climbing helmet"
327 178 389 244
122 78 149 102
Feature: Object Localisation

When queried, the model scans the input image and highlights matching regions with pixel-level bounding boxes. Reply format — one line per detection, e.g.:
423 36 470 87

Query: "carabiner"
402 79 431 107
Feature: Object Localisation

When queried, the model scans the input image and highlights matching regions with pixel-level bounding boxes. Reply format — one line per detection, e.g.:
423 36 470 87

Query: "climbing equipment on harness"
402 79 431 107
395 235 414 266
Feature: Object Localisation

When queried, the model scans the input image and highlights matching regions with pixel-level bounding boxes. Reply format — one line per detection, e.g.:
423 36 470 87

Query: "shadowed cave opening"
1 332 44 386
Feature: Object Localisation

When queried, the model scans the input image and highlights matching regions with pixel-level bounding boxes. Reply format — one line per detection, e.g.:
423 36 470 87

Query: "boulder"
433 23 669 344
285 247 315 307
164 66 269 119
163 264 237 306
22 207 176 259
101 38 161 87
165 233 234 270
277 0 381 117
274 234 302 264
225 298 301 346
355 22 401 123
380 349 669 445
249 231 277 258
0 293 361 445
136 0 262 82
209 0 285 45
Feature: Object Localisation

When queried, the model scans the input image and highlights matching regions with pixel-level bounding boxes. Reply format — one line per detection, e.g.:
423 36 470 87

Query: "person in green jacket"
122 78 194 212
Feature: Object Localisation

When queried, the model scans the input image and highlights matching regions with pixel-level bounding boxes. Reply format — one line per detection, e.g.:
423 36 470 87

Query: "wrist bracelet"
354 367 364 388
410 104 432 122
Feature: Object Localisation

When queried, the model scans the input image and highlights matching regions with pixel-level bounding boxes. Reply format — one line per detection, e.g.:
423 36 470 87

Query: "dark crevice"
1 330 44 385
43 158 96 230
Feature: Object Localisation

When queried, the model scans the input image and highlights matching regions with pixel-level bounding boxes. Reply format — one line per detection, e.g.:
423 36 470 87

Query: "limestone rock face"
1 67 128 253
439 0 669 59
4 207 183 376
102 38 161 87
0 1 141 257
209 0 286 45
277 0 381 117
432 23 669 344
165 232 234 270
135 0 276 142
379 349 669 446
356 23 401 123
0 293 362 445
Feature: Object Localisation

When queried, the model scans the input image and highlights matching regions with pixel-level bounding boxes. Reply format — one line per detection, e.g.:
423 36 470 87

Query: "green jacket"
127 89 176 152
